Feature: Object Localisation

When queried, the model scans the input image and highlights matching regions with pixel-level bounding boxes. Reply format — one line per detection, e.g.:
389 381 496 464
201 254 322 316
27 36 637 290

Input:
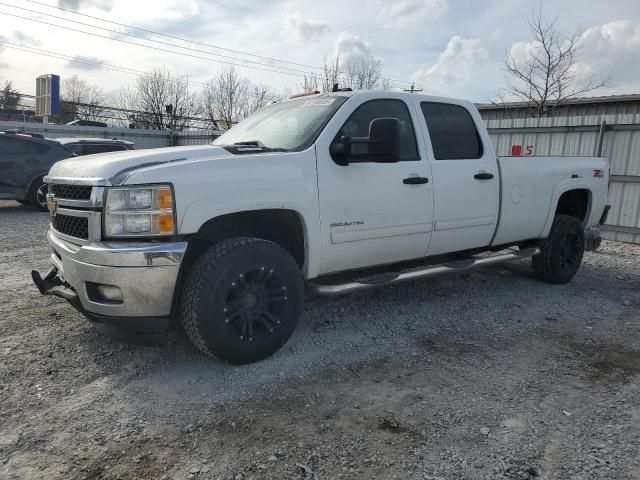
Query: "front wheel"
180 237 304 364
28 178 48 211
532 214 585 284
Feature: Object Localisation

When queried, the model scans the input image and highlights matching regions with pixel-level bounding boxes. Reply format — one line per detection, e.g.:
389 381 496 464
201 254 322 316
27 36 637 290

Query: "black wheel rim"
36 184 48 208
222 266 288 342
559 231 581 273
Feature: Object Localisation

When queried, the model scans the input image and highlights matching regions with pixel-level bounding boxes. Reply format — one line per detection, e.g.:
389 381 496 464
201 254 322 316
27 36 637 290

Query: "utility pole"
403 83 423 94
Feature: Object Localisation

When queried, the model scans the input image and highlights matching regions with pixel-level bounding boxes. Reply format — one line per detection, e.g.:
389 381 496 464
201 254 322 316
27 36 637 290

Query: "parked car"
0 131 135 210
66 119 109 128
0 130 72 210
33 91 610 364
55 138 134 156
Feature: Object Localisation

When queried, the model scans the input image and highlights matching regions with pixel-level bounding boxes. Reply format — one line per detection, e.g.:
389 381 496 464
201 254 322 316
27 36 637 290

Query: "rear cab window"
420 102 483 160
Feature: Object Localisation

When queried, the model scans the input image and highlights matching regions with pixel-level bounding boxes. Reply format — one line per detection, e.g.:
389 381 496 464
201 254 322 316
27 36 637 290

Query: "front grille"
52 214 89 240
49 184 92 201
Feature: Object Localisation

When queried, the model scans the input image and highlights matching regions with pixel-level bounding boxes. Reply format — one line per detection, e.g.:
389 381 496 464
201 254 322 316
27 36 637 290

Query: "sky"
1 0 640 103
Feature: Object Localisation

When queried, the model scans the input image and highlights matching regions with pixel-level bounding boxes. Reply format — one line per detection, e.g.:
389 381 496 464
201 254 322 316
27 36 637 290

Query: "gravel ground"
1 199 639 480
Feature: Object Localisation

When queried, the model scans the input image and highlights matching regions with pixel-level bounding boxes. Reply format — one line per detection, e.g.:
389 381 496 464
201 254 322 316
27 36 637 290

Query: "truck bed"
492 156 609 246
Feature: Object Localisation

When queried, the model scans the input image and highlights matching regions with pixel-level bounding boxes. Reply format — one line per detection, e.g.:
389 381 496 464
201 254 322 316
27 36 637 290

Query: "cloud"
412 36 488 91
12 32 41 46
58 0 113 11
573 21 640 93
371 0 448 28
334 32 374 68
283 11 331 42
65 55 106 71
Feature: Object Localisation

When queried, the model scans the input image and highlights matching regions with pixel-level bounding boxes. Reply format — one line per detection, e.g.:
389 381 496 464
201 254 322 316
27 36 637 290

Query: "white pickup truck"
32 91 610 364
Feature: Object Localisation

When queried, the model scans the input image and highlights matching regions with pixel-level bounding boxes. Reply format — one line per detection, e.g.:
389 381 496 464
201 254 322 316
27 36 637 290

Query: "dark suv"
0 131 134 210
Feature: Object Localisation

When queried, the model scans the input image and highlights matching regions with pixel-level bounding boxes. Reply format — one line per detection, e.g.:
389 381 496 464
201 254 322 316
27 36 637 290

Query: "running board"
308 247 540 297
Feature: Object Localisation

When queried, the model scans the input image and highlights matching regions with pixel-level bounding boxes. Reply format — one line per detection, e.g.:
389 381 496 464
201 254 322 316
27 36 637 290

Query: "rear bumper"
33 229 187 338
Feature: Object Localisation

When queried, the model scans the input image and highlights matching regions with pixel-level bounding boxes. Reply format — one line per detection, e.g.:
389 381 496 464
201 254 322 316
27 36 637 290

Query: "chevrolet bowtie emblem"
47 194 58 216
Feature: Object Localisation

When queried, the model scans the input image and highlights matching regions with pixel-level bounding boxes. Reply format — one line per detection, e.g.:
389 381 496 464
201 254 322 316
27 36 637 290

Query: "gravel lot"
1 199 639 480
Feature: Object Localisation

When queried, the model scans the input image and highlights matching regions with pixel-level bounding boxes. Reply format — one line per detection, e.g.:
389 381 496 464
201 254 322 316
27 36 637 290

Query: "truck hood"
47 145 231 185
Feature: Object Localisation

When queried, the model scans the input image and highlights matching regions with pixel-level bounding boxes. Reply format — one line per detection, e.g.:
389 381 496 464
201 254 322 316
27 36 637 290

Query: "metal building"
476 94 640 121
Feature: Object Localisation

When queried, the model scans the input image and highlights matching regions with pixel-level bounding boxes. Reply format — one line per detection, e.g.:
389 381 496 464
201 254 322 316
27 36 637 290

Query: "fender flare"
540 180 593 237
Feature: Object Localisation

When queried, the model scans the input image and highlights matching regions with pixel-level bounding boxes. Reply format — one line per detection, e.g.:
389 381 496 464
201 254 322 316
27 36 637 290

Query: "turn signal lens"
158 187 173 209
158 213 174 235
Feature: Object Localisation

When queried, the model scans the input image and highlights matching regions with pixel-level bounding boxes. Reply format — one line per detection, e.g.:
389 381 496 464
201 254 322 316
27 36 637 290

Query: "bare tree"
115 68 201 130
379 78 395 91
344 57 383 91
297 72 319 93
320 55 341 92
297 55 393 93
0 80 20 110
203 66 249 129
296 56 341 93
503 12 610 117
244 84 283 117
110 87 141 128
60 75 106 123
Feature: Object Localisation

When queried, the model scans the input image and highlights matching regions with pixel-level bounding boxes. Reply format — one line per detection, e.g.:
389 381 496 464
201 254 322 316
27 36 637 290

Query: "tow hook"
31 268 76 301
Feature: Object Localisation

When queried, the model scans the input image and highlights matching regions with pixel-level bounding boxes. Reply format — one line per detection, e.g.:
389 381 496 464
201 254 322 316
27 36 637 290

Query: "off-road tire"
532 214 585 284
180 237 304 364
28 177 48 211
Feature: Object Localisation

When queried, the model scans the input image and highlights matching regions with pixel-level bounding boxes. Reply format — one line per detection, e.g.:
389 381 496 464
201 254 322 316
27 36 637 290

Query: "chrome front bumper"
46 229 187 318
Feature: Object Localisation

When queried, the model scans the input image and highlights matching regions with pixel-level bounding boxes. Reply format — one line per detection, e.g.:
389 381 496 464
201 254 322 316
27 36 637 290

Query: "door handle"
403 176 429 185
474 172 494 180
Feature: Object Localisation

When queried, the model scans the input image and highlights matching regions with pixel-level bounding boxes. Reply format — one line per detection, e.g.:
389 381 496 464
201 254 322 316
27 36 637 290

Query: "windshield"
212 95 347 152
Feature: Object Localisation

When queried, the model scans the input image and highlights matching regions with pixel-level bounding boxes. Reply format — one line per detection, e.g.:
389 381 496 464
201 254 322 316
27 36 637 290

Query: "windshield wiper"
222 141 288 154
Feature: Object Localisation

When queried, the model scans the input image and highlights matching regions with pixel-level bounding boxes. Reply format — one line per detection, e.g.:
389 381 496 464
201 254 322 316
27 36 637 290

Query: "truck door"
315 95 434 274
418 101 499 255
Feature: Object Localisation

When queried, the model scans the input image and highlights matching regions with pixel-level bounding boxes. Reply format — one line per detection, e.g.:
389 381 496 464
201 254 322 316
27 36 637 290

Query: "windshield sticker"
301 98 336 107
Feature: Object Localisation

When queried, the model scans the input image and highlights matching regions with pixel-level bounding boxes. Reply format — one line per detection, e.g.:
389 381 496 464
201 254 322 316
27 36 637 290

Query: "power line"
0 2 320 78
24 0 325 72
11 0 447 95
0 41 157 80
0 41 270 100
0 11 326 80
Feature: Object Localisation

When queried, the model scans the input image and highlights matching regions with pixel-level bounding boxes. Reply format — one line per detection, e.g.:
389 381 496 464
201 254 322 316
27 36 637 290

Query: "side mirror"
330 117 401 166
368 117 400 162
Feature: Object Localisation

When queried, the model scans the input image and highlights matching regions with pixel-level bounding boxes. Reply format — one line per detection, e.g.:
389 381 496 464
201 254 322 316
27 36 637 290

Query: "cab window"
334 99 419 162
420 102 483 160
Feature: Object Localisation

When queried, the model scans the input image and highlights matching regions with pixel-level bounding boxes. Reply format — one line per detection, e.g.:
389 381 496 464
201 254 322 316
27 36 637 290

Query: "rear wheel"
28 178 48 211
180 237 304 364
532 214 585 284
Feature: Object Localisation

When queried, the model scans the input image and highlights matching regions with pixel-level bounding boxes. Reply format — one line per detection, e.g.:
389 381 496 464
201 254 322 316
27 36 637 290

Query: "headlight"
104 185 175 238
